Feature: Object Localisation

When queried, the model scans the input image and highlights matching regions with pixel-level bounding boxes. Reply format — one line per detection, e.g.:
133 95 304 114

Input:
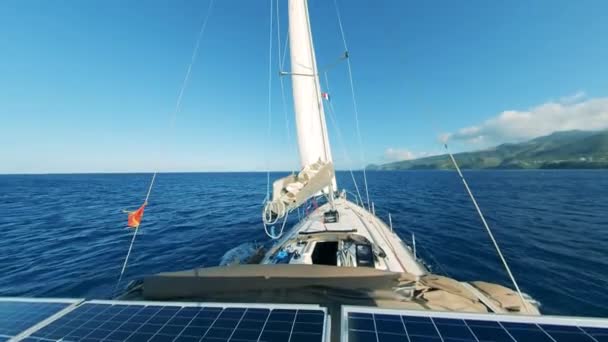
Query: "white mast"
288 0 336 191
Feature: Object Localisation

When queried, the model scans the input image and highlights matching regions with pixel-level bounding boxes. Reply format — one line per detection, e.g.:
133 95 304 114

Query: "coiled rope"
263 204 290 240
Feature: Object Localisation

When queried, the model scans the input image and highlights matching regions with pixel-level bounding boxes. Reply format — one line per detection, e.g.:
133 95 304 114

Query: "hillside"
368 130 608 170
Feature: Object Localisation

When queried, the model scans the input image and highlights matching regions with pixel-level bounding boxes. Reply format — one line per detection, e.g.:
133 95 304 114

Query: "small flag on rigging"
126 203 146 228
321 92 330 101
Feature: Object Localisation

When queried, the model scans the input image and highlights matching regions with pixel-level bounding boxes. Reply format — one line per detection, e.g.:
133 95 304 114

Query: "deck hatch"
342 306 608 342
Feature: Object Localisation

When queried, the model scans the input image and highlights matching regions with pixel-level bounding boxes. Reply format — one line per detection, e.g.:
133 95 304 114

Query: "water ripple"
0 170 607 317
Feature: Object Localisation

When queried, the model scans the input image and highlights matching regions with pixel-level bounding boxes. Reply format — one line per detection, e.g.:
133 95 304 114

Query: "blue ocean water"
0 171 607 317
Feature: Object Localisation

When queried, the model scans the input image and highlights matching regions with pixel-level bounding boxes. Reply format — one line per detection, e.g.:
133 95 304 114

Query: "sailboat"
8 2 608 342
121 0 540 316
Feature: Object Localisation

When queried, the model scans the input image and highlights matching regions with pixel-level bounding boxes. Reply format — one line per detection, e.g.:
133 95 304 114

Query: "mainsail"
288 0 334 173
264 0 336 223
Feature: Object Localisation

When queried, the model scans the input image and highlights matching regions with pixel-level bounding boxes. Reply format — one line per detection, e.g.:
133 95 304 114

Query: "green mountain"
368 130 608 170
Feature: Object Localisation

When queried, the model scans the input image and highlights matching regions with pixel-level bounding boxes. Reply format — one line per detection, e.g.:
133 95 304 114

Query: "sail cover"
264 160 334 223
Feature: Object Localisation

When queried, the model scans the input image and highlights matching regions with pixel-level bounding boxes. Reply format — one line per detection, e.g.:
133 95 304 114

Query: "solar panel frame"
24 299 328 342
0 297 82 341
342 305 608 342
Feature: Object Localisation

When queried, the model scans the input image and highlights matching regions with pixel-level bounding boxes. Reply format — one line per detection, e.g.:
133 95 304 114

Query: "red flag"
321 92 330 101
127 203 146 228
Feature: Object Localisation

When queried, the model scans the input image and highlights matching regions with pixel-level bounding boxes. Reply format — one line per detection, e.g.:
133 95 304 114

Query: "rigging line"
276 0 297 172
113 225 139 297
318 53 349 74
265 0 274 200
275 0 284 71
332 0 348 54
303 0 331 165
113 171 157 297
326 102 364 209
276 0 282 77
113 0 214 297
281 32 289 71
279 66 297 172
276 0 282 74
332 0 371 211
323 72 364 207
170 0 215 129
144 172 157 203
444 144 531 313
278 0 289 73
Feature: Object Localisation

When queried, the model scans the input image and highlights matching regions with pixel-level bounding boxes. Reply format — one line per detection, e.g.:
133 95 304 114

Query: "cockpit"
268 232 387 270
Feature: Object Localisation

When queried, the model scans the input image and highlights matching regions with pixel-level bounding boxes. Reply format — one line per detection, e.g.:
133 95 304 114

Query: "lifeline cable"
111 0 215 297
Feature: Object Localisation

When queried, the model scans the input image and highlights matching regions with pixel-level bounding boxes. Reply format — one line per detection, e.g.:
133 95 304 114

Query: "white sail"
288 0 336 191
263 0 337 222
263 160 334 224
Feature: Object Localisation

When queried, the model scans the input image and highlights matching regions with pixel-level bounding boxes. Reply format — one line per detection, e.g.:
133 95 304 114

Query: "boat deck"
262 197 426 276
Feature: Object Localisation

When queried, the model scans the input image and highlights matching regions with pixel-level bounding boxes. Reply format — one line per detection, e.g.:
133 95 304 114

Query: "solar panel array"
4 298 608 342
25 301 326 342
343 306 608 342
0 298 77 342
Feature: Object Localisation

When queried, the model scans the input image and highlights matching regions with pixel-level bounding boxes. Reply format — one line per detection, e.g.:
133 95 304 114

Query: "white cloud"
442 92 608 145
438 133 451 144
559 91 587 104
384 148 434 162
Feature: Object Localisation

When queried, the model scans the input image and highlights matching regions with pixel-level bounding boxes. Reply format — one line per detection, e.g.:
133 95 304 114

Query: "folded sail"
264 161 334 224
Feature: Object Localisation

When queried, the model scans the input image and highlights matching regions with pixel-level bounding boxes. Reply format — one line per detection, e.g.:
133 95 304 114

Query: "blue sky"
1 0 607 173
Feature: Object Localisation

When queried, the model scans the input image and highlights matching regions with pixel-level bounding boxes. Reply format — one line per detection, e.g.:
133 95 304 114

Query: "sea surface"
0 171 607 317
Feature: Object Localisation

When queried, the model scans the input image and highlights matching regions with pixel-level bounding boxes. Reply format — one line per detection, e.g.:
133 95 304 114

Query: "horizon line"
0 169 370 176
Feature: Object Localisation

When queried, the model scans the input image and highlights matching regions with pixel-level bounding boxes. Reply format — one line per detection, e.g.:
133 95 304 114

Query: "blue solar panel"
0 299 75 341
344 306 608 342
28 301 326 342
